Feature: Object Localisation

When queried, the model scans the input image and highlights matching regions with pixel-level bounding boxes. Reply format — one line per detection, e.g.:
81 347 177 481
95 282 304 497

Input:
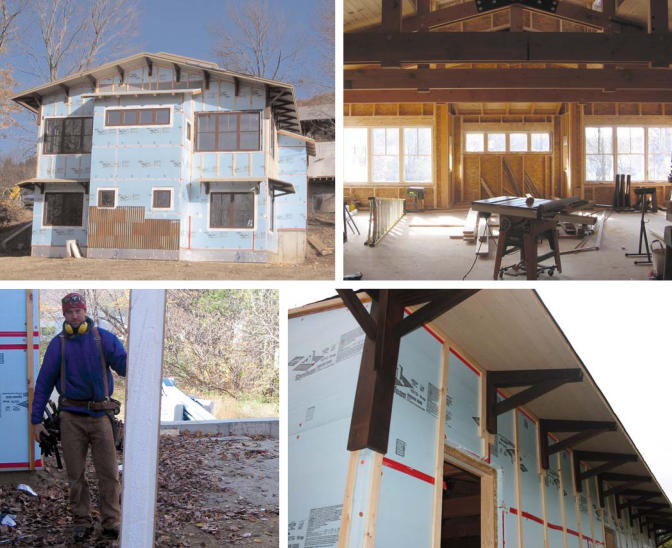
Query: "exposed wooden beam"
619 493 661 509
486 369 583 435
574 450 638 492
394 290 479 338
539 419 616 470
344 88 672 103
86 74 97 89
347 290 404 453
648 0 669 34
116 65 124 84
344 32 672 65
145 56 153 77
234 76 240 96
600 473 652 482
604 480 653 497
58 83 69 98
382 0 402 33
336 289 377 341
345 67 672 91
173 63 181 82
203 70 210 90
603 0 615 18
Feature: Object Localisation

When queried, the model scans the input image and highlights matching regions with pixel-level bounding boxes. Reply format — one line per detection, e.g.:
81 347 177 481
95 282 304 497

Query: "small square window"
121 110 137 125
465 133 485 152
98 189 116 208
531 133 550 152
139 110 154 124
509 133 528 152
152 189 172 209
487 133 506 152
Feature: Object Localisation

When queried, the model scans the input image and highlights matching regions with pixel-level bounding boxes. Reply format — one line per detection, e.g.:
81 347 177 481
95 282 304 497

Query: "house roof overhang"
11 52 302 133
268 178 296 197
18 178 89 193
289 289 672 521
277 129 317 156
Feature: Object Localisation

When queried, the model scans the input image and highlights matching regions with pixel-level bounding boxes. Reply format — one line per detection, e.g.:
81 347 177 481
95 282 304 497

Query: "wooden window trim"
42 117 93 155
195 111 261 152
209 191 255 230
105 108 171 127
463 130 552 155
42 191 85 228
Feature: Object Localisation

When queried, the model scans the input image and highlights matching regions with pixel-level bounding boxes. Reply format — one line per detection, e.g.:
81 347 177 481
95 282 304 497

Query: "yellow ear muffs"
65 322 88 335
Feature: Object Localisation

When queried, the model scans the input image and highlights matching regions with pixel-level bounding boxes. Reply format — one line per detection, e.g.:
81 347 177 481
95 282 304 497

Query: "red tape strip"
382 457 435 485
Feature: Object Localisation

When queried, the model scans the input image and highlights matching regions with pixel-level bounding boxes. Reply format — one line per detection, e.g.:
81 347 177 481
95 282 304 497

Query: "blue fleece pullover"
31 318 127 425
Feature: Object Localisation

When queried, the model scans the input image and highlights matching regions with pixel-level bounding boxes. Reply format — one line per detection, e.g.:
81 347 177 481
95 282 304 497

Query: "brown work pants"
60 411 121 529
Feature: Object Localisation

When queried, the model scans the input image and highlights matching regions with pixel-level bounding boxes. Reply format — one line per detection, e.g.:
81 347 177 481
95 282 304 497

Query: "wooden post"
648 0 668 34
120 290 166 548
26 290 35 470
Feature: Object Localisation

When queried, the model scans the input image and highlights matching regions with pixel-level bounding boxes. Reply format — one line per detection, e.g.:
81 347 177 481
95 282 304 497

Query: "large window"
586 126 672 182
647 127 672 181
43 192 83 227
43 117 93 154
105 108 170 126
344 126 432 184
196 112 260 152
464 130 551 153
210 192 254 229
585 127 614 182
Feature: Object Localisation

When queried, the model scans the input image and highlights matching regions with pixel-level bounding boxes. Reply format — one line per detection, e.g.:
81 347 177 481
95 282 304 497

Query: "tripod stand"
625 187 655 265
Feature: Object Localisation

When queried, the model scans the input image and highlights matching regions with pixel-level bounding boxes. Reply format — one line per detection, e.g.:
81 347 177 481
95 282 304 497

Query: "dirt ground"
0 432 278 547
0 216 334 280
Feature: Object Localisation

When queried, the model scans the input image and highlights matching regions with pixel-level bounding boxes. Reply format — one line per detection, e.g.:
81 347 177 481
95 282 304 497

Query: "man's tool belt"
60 397 121 413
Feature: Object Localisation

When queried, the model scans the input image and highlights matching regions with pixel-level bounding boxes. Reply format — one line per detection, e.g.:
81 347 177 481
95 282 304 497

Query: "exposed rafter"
86 74 97 90
539 419 616 470
173 63 181 82
573 451 638 492
486 369 583 435
115 65 124 84
145 56 153 77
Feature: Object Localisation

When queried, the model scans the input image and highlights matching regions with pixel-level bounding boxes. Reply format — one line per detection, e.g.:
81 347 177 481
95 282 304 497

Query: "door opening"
441 461 482 548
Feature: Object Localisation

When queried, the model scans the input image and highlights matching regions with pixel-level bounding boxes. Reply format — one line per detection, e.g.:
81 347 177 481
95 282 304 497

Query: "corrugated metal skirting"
88 207 179 250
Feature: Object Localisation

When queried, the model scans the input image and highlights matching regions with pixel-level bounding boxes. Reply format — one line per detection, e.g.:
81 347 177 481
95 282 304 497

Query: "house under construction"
343 0 672 280
289 290 672 547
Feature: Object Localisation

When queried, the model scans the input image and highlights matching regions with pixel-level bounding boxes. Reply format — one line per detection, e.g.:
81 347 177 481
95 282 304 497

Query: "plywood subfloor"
343 209 670 280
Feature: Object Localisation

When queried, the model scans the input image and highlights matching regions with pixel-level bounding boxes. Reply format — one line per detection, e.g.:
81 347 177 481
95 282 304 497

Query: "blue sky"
1 0 333 158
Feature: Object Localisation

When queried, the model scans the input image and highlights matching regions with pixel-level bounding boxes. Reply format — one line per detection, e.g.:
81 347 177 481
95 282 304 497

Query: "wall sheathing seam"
431 344 449 548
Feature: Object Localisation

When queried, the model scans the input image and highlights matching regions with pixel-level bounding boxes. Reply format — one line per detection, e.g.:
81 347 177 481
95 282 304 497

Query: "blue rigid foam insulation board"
375 325 442 548
288 305 368 548
445 350 481 457
517 411 545 547
0 290 41 470
579 467 595 546
559 450 582 548
489 397 517 548
545 451 565 548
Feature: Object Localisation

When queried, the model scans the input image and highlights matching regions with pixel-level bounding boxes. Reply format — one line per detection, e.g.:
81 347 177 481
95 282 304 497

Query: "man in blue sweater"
32 292 127 542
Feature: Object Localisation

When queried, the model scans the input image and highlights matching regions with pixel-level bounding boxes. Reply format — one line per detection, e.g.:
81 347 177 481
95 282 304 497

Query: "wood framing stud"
539 419 616 470
486 369 583 435
573 451 638 493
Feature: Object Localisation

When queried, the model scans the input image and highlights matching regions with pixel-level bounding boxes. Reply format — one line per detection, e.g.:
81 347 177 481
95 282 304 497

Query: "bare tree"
21 0 139 82
0 0 22 132
0 0 21 53
210 0 303 82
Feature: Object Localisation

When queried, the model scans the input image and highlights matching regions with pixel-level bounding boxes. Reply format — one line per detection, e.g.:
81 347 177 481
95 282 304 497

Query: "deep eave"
11 52 302 133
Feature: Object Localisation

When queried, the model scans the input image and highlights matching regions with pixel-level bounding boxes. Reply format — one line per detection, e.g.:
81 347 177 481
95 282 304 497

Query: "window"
105 108 170 126
585 127 614 182
344 127 368 182
152 189 172 209
648 127 672 181
195 112 260 152
372 128 399 182
616 127 645 181
43 117 93 154
465 133 485 152
531 133 550 152
98 189 116 208
43 192 83 227
403 127 432 182
509 133 528 152
210 192 254 229
487 133 506 152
